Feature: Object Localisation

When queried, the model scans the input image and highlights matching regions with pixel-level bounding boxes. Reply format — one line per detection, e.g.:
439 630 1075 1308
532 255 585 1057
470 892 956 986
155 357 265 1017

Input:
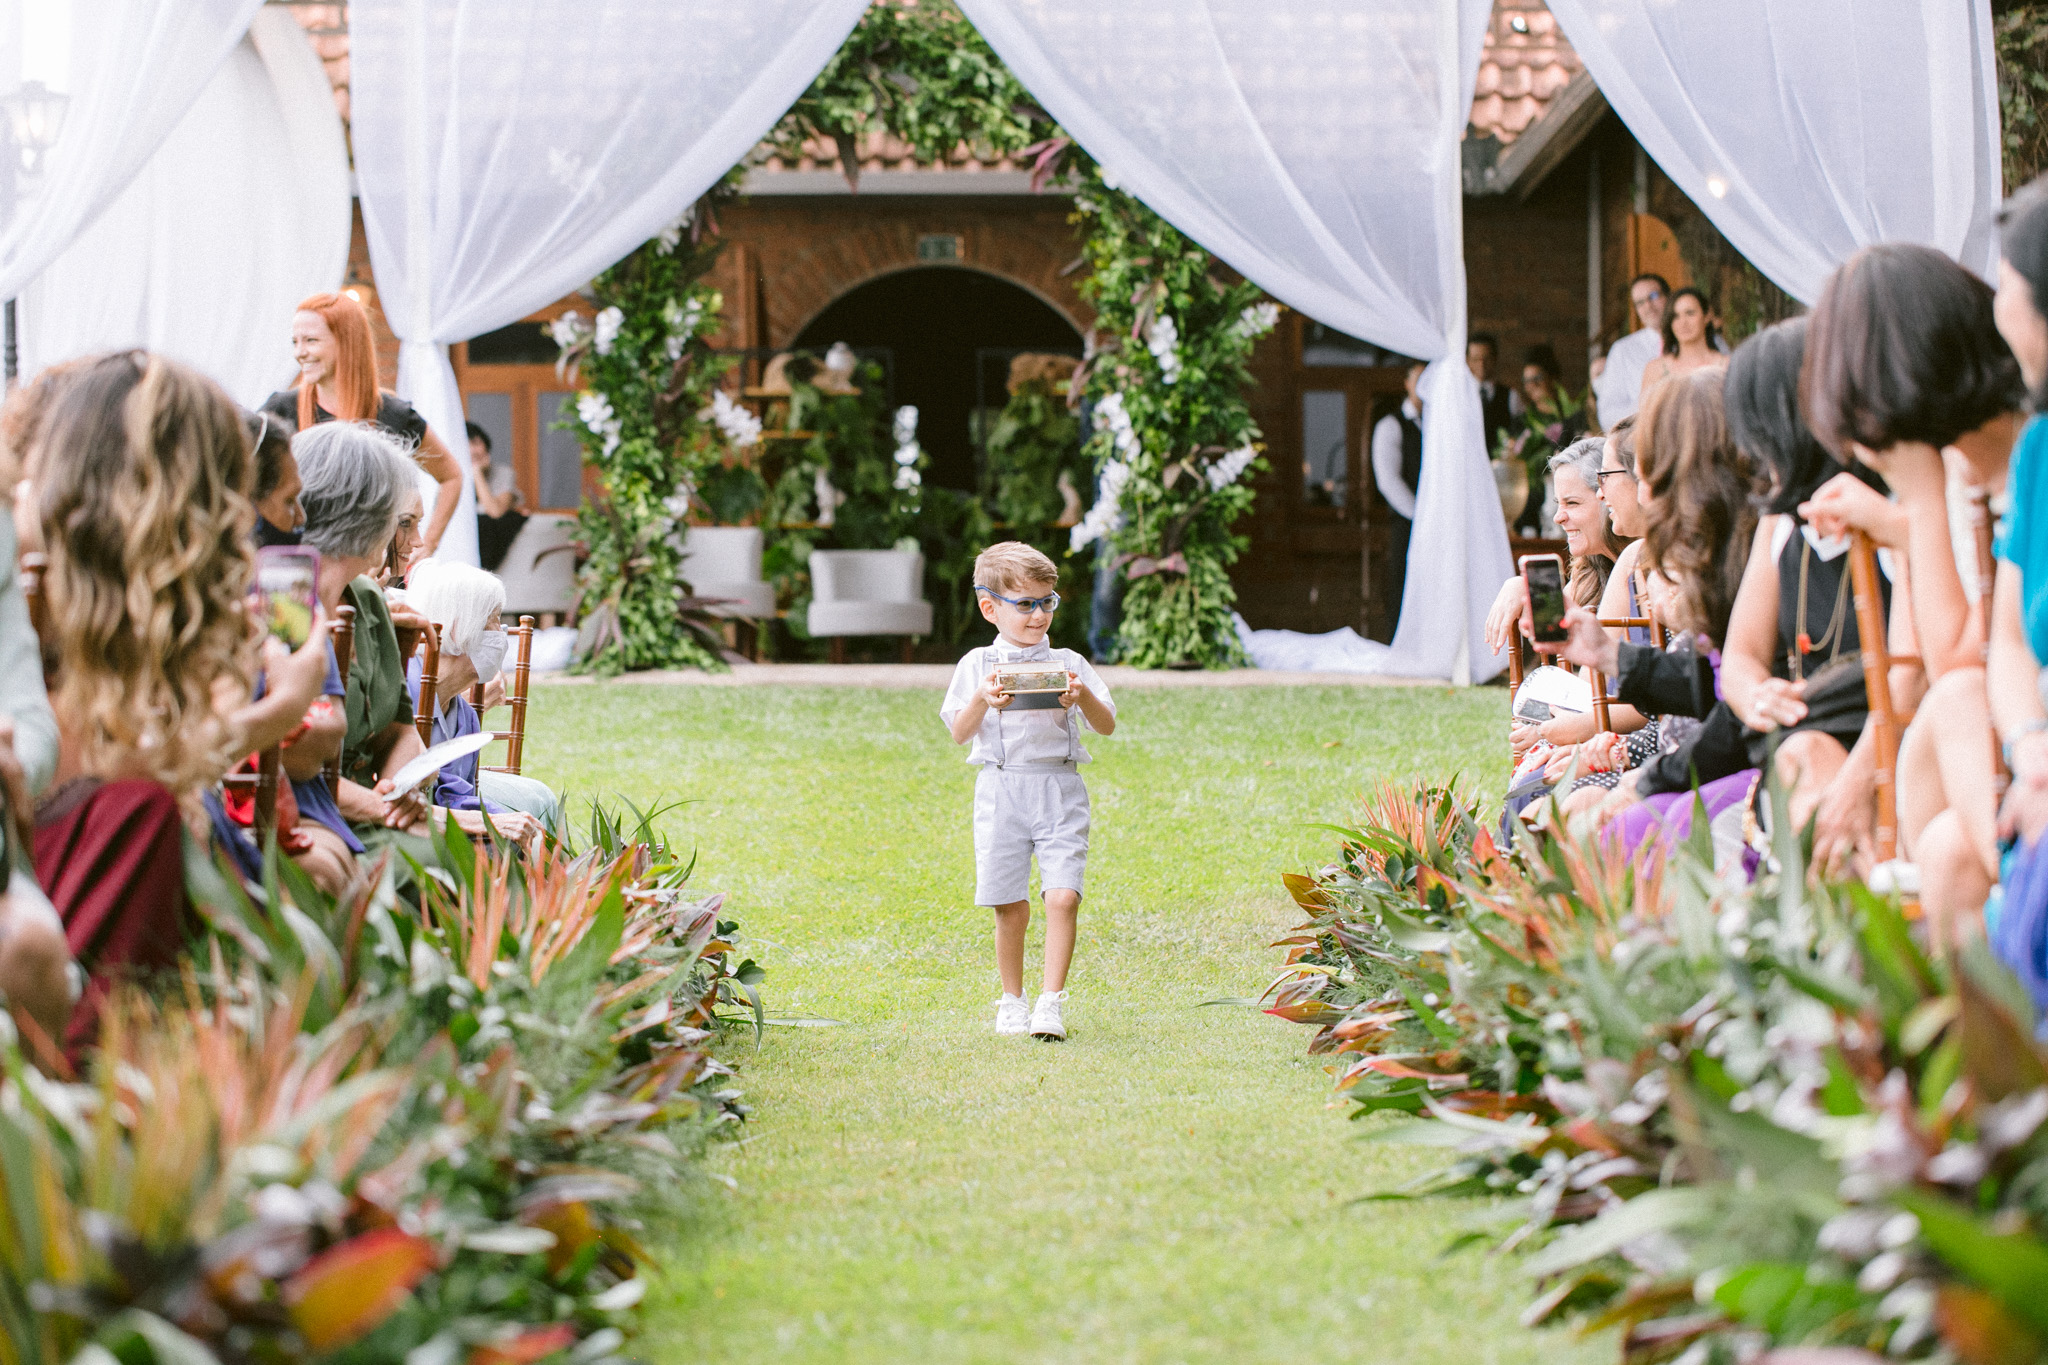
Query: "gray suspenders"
982 646 1082 770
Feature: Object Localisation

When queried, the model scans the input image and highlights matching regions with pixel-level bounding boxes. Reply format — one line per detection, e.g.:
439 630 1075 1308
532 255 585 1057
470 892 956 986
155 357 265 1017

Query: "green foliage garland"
769 0 1045 175
559 194 738 677
982 369 1090 652
1071 173 1276 668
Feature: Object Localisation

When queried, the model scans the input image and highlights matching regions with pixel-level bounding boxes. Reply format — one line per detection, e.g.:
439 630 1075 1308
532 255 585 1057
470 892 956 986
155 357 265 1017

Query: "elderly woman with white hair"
406 562 563 836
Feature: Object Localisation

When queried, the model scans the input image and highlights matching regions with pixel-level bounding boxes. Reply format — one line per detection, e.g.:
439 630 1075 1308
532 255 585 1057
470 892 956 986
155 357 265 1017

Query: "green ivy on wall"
557 189 740 676
1070 171 1276 669
981 365 1090 652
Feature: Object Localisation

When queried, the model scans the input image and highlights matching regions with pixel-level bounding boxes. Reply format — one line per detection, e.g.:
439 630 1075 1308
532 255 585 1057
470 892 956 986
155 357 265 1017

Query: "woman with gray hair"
294 421 433 841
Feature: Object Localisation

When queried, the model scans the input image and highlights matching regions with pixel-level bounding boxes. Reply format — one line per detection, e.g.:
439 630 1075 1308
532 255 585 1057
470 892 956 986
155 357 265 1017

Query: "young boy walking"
941 542 1116 1040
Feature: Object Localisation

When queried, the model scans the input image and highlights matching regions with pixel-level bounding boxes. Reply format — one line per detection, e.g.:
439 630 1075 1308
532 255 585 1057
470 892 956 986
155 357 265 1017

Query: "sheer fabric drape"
17 9 350 406
348 0 870 566
956 0 1510 682
0 0 265 305
1546 0 2001 302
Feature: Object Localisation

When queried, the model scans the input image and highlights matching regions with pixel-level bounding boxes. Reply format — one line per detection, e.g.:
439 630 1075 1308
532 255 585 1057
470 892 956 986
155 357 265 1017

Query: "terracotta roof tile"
1468 0 1582 147
272 2 1586 169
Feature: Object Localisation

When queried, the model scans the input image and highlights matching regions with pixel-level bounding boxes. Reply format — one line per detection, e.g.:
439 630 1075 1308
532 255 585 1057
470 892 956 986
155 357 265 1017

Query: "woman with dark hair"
1639 287 1724 395
1719 316 1903 879
1982 181 2048 1003
1790 243 2022 906
249 408 303 548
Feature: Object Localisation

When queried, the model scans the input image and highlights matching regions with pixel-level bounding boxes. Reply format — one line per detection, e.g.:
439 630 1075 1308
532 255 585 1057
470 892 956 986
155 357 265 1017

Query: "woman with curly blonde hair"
26 352 327 1049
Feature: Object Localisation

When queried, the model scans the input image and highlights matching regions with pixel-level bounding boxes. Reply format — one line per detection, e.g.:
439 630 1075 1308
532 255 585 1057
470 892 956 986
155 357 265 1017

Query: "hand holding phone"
256 546 321 648
1520 554 1569 645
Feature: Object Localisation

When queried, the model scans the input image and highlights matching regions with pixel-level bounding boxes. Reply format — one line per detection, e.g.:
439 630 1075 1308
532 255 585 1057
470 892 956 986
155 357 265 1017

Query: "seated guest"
292 421 433 839
251 407 304 548
1535 370 1762 854
0 390 57 800
1491 438 1651 819
1990 179 2048 1009
1 721 70 1051
469 422 526 572
1718 317 1907 880
24 352 326 1050
239 410 357 894
406 562 560 838
1796 245 2022 920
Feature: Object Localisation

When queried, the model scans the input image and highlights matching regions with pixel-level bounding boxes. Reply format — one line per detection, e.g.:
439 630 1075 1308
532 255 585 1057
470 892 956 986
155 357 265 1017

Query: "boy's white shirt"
940 634 1116 766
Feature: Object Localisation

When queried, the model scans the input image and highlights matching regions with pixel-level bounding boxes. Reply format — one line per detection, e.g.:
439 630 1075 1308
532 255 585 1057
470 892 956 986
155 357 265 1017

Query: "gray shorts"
972 765 1090 906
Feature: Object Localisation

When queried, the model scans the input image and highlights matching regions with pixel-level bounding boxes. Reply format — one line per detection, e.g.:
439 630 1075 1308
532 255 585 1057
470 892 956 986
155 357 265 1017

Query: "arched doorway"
792 266 1083 492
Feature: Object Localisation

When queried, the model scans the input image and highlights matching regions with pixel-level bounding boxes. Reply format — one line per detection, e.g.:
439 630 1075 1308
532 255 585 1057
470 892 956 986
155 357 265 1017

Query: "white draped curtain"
1545 0 2002 303
347 0 871 567
18 8 351 406
0 0 265 307
956 0 1510 682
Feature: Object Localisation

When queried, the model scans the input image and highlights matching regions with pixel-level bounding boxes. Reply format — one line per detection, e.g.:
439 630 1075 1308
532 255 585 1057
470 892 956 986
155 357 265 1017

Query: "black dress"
261 389 432 453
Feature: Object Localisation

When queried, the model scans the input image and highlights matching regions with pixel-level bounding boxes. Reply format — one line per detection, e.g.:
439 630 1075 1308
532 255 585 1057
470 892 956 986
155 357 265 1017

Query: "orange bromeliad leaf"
284 1228 437 1351
468 1324 577 1365
1281 872 1330 911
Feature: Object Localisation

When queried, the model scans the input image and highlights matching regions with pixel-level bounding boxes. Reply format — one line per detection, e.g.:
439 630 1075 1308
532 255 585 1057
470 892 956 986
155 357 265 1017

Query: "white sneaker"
1029 990 1069 1041
994 994 1031 1035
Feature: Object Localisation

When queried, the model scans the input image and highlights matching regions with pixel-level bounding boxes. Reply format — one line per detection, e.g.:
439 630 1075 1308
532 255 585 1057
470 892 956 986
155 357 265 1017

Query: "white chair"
680 526 777 618
497 514 578 624
807 548 933 663
681 525 777 660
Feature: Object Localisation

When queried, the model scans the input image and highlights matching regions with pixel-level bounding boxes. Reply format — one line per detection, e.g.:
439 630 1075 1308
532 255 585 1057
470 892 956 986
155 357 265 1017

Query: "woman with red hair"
260 291 463 559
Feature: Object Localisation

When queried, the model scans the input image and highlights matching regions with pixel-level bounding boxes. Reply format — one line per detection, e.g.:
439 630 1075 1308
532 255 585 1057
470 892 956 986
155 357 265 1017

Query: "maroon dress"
33 778 189 1054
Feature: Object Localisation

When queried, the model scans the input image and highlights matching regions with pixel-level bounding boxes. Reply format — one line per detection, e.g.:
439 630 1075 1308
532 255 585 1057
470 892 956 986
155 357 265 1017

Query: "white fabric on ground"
0 0 264 306
1234 614 1395 675
1546 0 2001 303
527 626 579 676
956 0 1512 684
348 0 870 567
17 9 350 405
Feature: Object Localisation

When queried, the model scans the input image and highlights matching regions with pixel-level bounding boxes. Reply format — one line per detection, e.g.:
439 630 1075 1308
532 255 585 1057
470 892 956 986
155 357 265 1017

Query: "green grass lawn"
523 680 1608 1365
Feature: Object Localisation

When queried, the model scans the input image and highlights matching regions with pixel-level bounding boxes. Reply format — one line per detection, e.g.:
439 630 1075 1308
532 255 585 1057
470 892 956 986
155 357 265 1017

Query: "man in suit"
1371 362 1427 630
1467 332 1517 455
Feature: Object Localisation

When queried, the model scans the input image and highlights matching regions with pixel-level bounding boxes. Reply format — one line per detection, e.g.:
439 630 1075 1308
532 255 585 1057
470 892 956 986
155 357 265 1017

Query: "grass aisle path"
526 682 1608 1365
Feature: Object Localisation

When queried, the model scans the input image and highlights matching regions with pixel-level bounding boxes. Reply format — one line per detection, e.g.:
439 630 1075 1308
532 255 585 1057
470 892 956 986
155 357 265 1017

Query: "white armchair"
680 525 777 660
497 514 578 623
680 526 776 618
807 548 933 663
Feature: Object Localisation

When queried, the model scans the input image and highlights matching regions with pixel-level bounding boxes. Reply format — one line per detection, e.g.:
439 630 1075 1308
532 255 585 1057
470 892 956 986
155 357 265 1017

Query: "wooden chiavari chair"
1847 530 1906 865
323 604 357 791
414 623 442 747
480 615 535 777
1966 487 2009 799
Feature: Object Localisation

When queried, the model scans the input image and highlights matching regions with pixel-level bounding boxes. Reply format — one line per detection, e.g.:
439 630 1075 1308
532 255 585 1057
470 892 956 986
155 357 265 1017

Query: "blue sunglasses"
975 585 1061 615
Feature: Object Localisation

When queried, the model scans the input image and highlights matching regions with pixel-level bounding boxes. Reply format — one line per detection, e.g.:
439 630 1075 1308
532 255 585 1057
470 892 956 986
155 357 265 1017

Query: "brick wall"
710 195 1093 351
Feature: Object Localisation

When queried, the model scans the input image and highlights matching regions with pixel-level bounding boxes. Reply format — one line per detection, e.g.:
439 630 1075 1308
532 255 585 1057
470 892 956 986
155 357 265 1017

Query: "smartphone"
1521 553 1569 645
256 545 320 648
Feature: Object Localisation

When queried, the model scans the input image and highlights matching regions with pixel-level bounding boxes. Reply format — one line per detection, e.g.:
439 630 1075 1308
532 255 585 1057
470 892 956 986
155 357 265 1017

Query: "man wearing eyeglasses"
1590 274 1671 427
